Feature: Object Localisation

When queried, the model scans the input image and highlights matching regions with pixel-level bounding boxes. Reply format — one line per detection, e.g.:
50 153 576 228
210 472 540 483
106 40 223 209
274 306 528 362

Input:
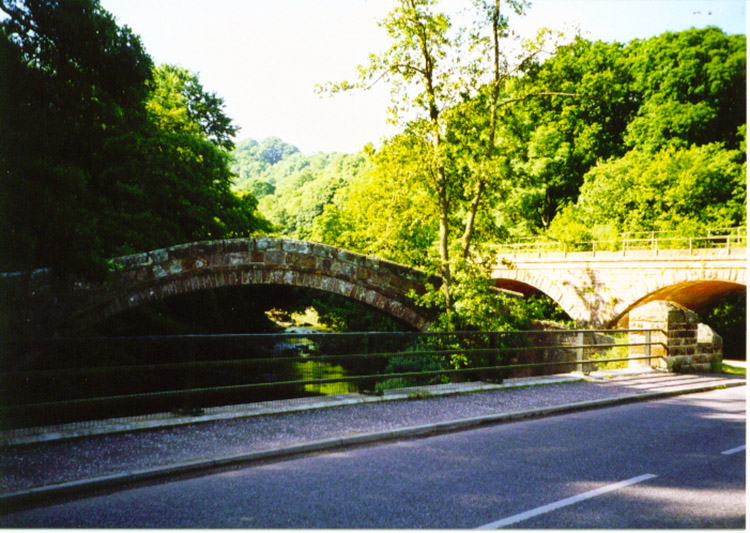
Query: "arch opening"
613 280 746 328
697 290 746 361
494 279 573 325
92 284 416 336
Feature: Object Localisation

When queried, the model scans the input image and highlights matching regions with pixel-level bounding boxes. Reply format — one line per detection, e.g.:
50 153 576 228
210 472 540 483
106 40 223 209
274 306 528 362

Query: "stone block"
282 240 310 255
337 249 366 266
168 243 196 260
256 237 282 251
330 261 357 279
263 251 285 266
317 258 333 273
310 243 338 260
222 239 252 253
697 323 722 350
285 252 317 270
150 248 169 264
241 269 263 285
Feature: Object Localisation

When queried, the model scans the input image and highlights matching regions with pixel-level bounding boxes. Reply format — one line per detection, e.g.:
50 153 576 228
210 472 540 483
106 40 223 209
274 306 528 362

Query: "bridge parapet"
496 246 746 263
493 226 747 256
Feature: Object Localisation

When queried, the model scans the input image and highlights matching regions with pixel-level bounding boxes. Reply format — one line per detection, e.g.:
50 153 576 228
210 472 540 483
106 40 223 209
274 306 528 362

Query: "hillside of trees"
234 27 745 261
231 138 373 241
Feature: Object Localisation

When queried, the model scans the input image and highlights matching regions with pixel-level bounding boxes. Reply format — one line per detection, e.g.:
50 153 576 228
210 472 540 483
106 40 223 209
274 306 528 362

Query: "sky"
99 0 746 154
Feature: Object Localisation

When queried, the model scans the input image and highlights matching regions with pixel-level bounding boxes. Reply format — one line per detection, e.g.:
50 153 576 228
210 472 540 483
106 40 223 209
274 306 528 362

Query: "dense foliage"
0 0 270 279
233 5 745 332
543 27 746 242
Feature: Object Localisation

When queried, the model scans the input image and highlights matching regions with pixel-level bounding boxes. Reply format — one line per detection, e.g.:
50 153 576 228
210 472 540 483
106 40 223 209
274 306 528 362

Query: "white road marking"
476 473 658 529
721 445 746 455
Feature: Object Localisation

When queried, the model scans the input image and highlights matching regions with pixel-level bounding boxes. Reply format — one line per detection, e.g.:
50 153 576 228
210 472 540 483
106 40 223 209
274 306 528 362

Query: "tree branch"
498 91 579 107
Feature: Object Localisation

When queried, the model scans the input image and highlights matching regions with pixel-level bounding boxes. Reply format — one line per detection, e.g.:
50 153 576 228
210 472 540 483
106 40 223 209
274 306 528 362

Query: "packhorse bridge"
1 238 438 336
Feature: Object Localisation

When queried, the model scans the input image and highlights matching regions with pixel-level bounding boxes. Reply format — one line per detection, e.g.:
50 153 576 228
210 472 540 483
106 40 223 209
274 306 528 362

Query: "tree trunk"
437 164 452 309
461 0 502 260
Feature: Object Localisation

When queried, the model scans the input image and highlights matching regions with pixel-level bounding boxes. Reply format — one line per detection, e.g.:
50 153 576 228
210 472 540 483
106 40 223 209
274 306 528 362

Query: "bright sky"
99 0 746 154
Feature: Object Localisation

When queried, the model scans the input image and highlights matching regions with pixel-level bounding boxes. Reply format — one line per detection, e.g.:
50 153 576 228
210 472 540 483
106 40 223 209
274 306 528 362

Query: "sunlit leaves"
549 143 746 240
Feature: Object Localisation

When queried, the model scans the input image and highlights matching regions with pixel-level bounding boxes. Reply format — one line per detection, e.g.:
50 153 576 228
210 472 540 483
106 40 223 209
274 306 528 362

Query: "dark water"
274 326 359 396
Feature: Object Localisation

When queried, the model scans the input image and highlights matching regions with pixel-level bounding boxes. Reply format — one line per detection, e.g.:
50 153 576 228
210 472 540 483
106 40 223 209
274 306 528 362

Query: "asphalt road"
1 386 745 529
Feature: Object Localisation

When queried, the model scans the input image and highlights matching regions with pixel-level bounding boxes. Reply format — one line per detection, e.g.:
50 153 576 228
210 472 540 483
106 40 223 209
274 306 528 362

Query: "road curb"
0 378 743 512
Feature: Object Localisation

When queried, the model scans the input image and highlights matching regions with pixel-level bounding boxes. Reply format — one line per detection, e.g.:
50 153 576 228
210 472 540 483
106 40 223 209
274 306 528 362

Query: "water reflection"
274 319 358 396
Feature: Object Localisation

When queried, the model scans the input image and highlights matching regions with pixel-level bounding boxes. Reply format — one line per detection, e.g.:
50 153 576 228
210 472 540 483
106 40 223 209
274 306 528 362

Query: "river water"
275 325 359 396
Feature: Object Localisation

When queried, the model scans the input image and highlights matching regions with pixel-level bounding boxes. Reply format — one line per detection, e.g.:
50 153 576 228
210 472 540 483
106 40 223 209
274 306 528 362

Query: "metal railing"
0 329 664 430
492 227 747 257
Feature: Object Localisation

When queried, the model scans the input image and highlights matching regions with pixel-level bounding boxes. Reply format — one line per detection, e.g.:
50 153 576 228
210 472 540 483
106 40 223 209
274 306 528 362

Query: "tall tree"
322 0 568 311
455 0 531 258
321 0 456 306
0 0 269 278
0 0 153 277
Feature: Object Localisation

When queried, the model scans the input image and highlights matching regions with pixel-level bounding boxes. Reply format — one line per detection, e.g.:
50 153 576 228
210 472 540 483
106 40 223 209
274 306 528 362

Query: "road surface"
1 386 745 528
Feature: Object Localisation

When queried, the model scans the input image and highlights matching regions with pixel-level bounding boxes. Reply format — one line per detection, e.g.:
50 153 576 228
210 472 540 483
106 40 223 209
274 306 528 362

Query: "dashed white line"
476 473 658 529
721 445 746 455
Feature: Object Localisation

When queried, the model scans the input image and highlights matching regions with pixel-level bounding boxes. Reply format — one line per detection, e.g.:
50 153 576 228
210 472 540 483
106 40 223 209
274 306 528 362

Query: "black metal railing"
0 329 664 430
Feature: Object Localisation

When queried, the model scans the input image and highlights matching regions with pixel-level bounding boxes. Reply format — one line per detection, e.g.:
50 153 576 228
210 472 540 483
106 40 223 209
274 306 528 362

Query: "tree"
104 62 271 255
254 151 371 240
147 64 239 150
366 0 455 306
491 37 636 233
322 0 571 313
0 0 270 278
492 27 744 236
623 27 745 152
311 135 437 266
231 137 301 187
0 0 153 277
548 141 746 239
542 28 746 240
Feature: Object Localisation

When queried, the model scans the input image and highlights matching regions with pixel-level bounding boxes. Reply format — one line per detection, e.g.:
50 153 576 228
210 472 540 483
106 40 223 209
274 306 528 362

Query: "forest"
0 0 745 349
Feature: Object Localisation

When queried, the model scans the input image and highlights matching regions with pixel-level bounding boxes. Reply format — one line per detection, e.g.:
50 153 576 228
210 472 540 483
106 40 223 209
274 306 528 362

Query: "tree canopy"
0 0 270 278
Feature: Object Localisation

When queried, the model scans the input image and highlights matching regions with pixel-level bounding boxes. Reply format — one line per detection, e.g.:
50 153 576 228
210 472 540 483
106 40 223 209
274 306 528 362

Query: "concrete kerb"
0 375 744 512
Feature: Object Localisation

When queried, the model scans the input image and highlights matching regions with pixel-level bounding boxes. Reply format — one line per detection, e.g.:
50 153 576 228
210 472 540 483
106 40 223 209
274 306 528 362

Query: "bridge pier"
628 301 722 372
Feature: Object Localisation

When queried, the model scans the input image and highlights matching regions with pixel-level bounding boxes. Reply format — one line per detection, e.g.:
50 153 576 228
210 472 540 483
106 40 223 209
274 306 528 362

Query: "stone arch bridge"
492 245 746 327
1 238 439 337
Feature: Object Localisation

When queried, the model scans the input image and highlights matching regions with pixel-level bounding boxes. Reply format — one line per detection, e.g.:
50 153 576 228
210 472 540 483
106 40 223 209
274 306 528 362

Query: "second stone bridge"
492 245 746 327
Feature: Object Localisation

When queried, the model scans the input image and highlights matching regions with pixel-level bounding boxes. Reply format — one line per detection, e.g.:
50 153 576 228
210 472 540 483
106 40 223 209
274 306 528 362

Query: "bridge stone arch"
493 271 589 324
11 238 437 336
